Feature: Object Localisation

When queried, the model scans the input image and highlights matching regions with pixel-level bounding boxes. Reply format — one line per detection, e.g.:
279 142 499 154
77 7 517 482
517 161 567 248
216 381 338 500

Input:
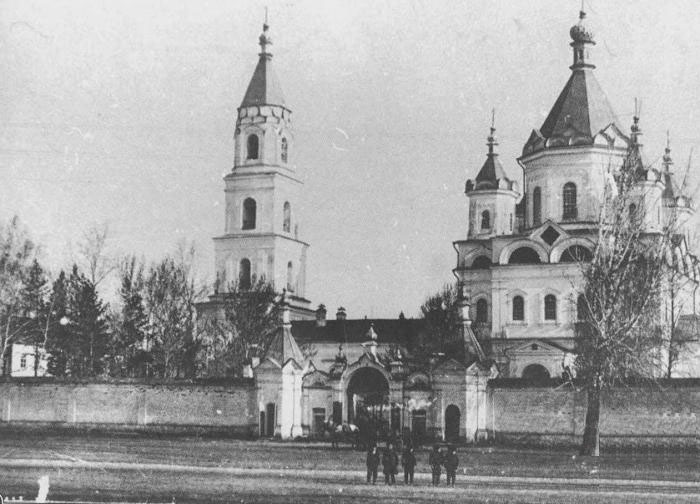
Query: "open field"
0 433 698 503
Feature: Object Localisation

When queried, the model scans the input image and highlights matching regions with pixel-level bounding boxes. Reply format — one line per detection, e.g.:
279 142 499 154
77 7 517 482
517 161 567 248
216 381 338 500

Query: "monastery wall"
0 379 258 436
489 380 700 450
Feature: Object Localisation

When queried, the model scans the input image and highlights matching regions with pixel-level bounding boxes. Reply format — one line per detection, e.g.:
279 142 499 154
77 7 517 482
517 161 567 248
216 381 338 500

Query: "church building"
202 10 697 440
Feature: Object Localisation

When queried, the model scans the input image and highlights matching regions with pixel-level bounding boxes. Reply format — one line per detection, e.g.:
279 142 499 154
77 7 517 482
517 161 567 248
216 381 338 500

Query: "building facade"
205 11 698 440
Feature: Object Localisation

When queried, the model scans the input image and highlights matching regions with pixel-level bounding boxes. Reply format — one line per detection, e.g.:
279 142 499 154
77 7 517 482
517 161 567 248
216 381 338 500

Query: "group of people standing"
365 443 459 487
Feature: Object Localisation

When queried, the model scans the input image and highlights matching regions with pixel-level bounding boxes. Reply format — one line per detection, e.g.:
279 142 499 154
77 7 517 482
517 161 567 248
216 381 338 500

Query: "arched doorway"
522 364 550 384
264 402 276 437
346 367 389 426
444 404 461 442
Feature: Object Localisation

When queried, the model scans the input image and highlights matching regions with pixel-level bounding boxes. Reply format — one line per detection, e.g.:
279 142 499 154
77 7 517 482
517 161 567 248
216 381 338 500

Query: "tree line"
0 219 282 379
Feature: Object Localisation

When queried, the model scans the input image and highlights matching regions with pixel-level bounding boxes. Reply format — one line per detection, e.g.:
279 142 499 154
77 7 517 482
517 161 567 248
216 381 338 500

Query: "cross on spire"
487 108 498 155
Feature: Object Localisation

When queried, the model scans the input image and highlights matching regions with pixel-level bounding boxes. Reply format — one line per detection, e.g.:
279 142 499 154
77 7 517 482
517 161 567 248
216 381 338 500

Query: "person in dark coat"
429 444 443 486
444 446 459 487
366 445 380 484
382 442 399 485
401 446 417 484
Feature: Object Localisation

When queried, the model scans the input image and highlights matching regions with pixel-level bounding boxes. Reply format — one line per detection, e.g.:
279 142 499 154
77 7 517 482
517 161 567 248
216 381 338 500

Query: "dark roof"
291 318 425 345
523 68 620 155
267 323 304 364
474 153 510 190
240 53 286 108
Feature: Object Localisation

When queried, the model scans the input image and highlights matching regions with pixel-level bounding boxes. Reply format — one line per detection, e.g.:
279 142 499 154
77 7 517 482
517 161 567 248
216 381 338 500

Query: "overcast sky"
2 0 699 318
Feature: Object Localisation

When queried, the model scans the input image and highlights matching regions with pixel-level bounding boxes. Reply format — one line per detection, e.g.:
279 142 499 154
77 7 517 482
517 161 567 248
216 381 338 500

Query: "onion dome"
570 10 594 44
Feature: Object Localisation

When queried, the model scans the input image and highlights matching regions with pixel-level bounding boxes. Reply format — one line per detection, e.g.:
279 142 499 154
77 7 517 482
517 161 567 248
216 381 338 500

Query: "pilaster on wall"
278 364 304 439
465 363 498 443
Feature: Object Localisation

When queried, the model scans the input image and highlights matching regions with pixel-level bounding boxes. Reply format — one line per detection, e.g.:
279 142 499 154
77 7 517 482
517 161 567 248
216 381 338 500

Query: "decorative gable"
530 220 568 248
506 339 567 356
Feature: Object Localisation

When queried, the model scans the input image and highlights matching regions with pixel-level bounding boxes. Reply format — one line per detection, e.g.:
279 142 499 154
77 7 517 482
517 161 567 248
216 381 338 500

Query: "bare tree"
0 216 39 376
575 136 698 456
76 222 115 286
142 244 204 378
419 284 459 352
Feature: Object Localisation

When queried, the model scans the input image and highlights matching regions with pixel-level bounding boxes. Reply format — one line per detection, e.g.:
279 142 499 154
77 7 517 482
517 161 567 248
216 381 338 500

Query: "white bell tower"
213 20 312 319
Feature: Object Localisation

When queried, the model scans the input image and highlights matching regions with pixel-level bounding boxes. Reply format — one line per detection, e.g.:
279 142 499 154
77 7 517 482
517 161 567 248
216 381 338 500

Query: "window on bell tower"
563 182 577 220
286 261 294 292
476 298 488 323
239 258 251 290
533 187 542 225
283 202 291 232
481 210 491 230
247 134 259 160
281 137 288 163
242 198 257 230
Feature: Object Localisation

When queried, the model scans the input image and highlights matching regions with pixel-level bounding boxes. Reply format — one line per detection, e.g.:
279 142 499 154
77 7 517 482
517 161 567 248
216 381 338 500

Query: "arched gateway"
346 367 389 424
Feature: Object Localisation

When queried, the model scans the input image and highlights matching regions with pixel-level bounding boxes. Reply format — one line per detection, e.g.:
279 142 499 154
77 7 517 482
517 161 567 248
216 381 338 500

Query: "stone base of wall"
0 421 258 438
495 431 698 452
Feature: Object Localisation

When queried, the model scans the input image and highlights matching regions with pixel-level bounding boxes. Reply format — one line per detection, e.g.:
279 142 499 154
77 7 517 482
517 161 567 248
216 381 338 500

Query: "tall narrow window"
247 134 259 160
563 182 577 220
576 294 588 321
242 198 257 230
544 294 557 321
286 261 294 292
281 137 288 163
533 187 542 226
239 258 251 289
512 295 525 321
476 298 488 323
283 201 291 233
481 210 491 230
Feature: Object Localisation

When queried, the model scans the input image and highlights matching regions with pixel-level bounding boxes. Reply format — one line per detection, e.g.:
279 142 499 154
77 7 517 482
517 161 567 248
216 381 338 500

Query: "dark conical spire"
240 16 286 108
522 8 623 156
473 111 511 190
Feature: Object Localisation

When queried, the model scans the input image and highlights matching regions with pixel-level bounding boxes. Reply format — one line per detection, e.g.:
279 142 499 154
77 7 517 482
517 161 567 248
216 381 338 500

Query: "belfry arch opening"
346 367 389 425
560 245 593 262
509 247 542 264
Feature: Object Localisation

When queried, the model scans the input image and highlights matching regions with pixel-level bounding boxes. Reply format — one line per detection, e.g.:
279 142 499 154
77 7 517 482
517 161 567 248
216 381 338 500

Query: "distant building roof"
291 318 425 345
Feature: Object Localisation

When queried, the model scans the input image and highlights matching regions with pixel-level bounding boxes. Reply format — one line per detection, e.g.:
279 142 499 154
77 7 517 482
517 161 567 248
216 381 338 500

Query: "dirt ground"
0 433 698 503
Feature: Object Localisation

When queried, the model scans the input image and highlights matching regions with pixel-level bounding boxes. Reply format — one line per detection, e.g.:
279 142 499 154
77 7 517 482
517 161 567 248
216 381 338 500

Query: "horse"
323 420 360 449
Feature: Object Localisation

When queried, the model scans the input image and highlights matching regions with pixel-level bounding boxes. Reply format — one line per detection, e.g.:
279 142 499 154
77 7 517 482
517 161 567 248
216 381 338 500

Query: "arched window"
283 201 291 233
481 210 490 230
475 298 488 323
544 294 557 321
286 261 294 292
242 198 257 230
508 247 542 264
512 295 524 321
563 182 577 220
239 258 251 289
471 256 491 269
281 137 288 163
576 294 588 321
247 134 259 160
560 245 593 262
533 187 542 225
